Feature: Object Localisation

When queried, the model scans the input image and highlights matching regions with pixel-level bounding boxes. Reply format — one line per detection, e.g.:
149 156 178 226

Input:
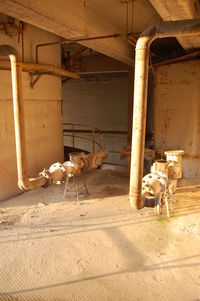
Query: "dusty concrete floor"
0 170 199 301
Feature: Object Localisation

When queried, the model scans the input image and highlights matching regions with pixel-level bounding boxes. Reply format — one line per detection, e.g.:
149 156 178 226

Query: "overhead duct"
129 19 200 210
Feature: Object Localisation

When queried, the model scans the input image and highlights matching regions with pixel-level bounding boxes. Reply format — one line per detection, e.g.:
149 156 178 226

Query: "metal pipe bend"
129 19 200 209
0 44 49 191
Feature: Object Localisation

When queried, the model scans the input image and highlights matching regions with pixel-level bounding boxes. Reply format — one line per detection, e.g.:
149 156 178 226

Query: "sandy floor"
0 170 199 301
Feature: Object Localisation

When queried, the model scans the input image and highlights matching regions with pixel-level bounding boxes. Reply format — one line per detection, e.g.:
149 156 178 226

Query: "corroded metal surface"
155 60 200 178
130 19 200 209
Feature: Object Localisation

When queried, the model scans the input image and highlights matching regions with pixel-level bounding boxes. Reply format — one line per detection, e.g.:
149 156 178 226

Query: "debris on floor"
0 170 199 301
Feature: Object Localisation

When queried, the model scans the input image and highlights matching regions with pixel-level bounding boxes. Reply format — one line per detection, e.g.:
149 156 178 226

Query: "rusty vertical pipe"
9 54 28 188
92 129 95 153
72 124 75 148
9 54 47 189
129 42 150 209
0 45 47 190
100 134 103 150
129 19 200 209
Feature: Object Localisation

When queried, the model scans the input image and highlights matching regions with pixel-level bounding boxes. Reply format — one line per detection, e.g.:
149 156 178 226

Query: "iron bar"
35 34 121 64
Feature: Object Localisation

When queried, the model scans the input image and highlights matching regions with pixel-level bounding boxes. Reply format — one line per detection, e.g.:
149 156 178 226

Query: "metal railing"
63 122 128 161
63 123 103 153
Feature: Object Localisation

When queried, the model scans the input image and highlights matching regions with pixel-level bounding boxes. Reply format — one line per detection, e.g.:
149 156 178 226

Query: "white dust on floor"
0 170 199 301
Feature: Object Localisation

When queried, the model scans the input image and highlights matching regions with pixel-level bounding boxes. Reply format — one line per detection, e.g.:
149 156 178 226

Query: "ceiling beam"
0 0 135 66
80 53 130 73
149 0 200 50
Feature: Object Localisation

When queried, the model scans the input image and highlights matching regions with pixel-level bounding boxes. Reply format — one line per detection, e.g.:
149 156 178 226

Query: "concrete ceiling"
149 0 200 50
0 0 160 66
0 0 199 66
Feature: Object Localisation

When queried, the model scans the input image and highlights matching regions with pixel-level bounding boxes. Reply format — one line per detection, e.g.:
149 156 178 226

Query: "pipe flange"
48 163 67 184
39 168 53 188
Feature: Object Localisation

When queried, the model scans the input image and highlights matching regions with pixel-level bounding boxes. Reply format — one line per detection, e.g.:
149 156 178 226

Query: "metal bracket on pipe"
29 72 43 89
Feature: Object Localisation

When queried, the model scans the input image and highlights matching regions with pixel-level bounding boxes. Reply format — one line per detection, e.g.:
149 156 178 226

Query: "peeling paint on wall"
0 22 63 201
155 60 200 178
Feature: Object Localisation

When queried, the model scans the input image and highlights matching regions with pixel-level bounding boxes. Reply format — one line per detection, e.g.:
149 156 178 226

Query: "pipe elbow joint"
18 175 50 191
18 178 32 191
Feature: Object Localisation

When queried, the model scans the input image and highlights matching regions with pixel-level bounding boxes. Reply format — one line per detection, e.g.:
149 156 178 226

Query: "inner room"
0 1 200 300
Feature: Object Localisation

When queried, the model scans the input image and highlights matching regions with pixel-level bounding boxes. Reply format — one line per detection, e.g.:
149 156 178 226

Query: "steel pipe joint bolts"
142 150 184 216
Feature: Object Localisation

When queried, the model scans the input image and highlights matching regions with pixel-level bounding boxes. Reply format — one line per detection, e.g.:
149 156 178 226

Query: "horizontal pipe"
0 59 79 79
35 34 121 63
64 134 102 148
63 129 128 135
0 44 48 191
35 33 138 64
154 50 200 68
63 122 101 132
23 62 79 79
129 19 200 210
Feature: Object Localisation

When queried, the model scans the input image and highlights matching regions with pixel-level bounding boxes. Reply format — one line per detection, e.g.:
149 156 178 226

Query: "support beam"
0 0 135 66
149 0 200 50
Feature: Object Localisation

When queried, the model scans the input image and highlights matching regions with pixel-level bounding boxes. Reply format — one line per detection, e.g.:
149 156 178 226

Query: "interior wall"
0 19 63 201
154 60 200 178
62 74 128 165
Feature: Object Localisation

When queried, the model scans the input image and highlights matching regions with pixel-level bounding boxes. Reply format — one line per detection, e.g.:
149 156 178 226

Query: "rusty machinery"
142 150 184 216
121 146 184 216
41 149 108 201
0 42 107 199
